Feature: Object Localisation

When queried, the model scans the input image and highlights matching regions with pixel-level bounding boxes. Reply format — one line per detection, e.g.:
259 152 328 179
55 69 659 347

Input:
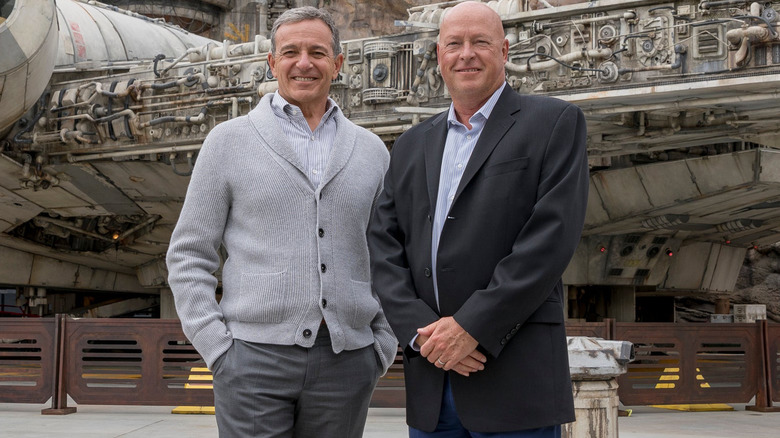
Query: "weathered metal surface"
4 319 780 414
615 322 761 405
0 0 58 133
4 0 780 307
0 318 55 404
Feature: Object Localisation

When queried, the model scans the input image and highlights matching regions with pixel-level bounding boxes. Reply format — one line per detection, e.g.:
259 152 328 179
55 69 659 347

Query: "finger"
468 350 487 363
419 339 435 358
458 356 485 371
417 321 438 337
451 363 475 376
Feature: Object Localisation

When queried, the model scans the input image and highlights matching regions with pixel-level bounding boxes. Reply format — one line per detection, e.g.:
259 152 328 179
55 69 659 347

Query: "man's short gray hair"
270 6 341 56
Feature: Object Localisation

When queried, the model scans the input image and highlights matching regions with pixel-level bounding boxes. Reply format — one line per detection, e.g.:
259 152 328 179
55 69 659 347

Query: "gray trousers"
211 326 381 438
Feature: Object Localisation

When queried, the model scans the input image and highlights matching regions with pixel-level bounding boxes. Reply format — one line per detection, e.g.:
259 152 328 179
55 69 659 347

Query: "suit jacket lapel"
453 87 521 201
424 113 449 214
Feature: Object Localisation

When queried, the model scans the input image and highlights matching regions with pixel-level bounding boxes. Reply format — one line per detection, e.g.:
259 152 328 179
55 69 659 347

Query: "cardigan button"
321 264 327 273
303 329 312 338
322 299 327 308
318 228 324 237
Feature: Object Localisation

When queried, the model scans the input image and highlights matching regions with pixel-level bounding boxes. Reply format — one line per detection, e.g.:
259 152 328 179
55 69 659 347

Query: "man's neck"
452 99 487 130
451 84 505 129
277 92 329 132
299 104 327 132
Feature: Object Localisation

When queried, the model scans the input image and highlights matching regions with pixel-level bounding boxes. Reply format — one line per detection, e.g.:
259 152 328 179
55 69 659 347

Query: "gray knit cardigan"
166 93 397 372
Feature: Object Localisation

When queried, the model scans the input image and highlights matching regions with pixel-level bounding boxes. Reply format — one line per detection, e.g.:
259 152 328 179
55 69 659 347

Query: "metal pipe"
52 108 136 124
170 152 195 177
726 26 776 44
588 90 780 115
139 107 208 128
33 216 116 243
734 36 751 65
505 48 612 73
159 47 202 77
118 215 160 241
66 144 202 162
700 0 750 9
541 12 636 29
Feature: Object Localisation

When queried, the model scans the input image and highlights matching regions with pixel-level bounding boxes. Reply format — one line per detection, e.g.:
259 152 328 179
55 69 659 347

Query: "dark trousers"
409 376 561 438
212 327 380 438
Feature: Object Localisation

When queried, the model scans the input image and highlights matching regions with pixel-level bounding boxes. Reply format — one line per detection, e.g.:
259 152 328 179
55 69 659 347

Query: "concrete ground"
0 402 778 437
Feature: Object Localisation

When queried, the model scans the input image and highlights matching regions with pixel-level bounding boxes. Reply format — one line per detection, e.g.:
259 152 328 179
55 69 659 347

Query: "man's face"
268 19 343 110
437 6 508 104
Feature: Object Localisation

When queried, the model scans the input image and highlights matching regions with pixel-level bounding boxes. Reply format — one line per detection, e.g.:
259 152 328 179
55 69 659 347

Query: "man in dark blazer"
368 2 589 436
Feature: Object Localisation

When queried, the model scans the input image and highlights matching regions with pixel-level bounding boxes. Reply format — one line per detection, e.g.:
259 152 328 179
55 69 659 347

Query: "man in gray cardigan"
166 7 397 437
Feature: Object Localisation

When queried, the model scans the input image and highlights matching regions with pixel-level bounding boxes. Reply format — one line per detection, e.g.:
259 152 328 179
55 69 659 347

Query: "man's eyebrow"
278 42 330 52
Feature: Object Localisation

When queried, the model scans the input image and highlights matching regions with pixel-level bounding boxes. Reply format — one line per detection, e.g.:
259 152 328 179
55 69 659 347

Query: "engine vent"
693 25 725 59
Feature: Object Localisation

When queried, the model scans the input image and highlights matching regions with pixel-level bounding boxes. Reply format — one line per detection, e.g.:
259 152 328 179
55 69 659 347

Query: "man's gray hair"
270 6 341 56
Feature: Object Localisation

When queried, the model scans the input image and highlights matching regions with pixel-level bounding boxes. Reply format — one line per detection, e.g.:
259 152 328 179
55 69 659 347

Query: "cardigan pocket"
349 279 381 328
236 271 288 323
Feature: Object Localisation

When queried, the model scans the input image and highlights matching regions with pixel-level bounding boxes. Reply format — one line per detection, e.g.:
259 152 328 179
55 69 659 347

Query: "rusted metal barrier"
2 316 779 413
58 316 212 409
747 320 780 412
0 318 55 404
770 322 780 407
565 319 613 339
615 322 760 406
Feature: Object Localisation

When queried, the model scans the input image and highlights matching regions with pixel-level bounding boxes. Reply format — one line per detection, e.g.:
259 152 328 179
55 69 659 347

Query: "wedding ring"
436 358 446 366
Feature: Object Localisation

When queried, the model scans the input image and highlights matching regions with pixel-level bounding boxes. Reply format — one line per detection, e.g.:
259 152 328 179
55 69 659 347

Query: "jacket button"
318 228 324 237
322 299 327 308
500 339 507 345
515 323 521 329
321 264 327 273
303 329 312 338
510 328 518 335
424 268 431 278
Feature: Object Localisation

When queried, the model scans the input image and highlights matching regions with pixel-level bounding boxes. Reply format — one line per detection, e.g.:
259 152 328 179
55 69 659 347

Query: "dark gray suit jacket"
368 85 588 433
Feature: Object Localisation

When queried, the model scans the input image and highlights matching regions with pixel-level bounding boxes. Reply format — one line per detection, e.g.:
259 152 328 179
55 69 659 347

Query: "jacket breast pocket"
483 157 529 178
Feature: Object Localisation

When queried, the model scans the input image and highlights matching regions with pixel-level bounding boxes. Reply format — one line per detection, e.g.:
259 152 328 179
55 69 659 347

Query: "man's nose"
459 42 475 59
296 51 313 68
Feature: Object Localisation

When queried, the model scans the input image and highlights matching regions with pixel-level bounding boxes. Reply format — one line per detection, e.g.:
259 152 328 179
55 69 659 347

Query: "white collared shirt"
431 83 506 309
270 93 340 187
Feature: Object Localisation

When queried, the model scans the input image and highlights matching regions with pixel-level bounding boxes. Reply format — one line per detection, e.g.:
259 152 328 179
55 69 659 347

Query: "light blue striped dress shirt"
270 92 339 187
431 83 506 309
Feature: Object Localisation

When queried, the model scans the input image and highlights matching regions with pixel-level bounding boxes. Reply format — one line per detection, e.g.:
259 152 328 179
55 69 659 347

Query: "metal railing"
1 316 779 413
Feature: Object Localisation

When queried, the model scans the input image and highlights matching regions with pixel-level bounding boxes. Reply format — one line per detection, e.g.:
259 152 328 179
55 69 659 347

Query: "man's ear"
333 52 344 75
267 51 276 76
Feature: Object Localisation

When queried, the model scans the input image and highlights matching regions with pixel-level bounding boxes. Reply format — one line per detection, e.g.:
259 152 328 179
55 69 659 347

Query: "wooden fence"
1 316 778 413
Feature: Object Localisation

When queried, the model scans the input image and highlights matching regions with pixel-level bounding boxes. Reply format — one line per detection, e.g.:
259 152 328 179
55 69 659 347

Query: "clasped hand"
416 316 486 377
